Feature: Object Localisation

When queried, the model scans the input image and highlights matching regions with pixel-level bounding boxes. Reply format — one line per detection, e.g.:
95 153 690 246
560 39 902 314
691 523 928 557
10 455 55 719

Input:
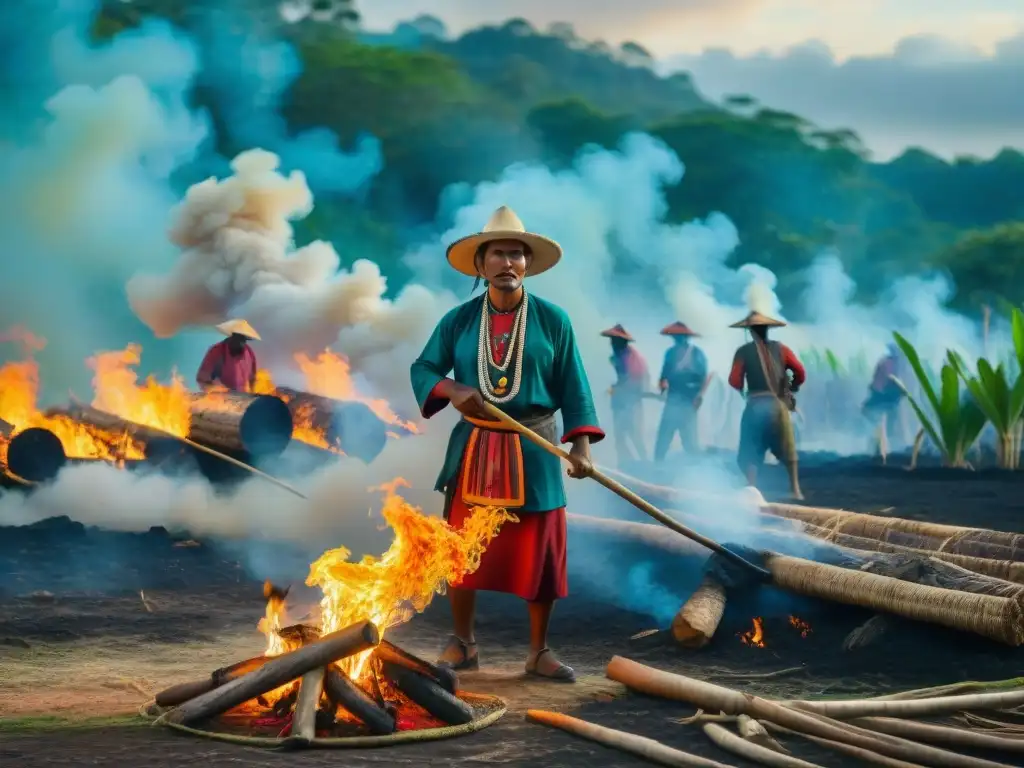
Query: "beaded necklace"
478 292 528 404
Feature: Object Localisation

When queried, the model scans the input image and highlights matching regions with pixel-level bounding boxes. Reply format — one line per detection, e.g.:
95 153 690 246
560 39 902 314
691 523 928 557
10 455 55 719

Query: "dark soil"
1 452 1022 767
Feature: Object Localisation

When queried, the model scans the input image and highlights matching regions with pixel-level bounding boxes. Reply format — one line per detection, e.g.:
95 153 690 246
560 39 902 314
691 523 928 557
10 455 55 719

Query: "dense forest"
97 0 1024 314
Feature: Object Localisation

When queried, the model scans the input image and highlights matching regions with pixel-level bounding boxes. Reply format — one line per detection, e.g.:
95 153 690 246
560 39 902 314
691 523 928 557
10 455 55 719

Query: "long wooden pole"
480 402 770 580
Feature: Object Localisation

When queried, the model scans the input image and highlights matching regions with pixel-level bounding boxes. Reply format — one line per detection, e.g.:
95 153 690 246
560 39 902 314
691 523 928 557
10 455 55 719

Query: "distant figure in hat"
863 341 907 449
196 319 260 393
727 311 806 499
410 206 604 682
602 324 649 466
654 322 709 462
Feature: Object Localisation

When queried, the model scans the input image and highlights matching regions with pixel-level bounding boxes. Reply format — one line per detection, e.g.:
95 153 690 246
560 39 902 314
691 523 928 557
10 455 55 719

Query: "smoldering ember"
3 4 1024 768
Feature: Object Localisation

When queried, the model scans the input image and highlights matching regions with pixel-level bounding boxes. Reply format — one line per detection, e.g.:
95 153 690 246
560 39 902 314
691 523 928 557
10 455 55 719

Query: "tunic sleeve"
728 351 745 391
410 311 457 419
553 314 605 444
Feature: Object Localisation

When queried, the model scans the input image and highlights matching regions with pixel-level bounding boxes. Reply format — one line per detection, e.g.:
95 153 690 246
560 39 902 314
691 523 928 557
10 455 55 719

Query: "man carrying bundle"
727 311 806 500
410 206 604 682
603 324 649 466
654 322 710 462
196 319 260 393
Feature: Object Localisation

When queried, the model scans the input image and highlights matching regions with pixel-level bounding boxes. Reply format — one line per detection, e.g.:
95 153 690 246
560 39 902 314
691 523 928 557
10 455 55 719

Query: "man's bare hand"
567 437 593 479
444 381 490 420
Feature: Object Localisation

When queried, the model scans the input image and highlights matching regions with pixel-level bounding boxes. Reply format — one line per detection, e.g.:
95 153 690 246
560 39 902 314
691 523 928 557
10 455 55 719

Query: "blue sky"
359 1 1024 160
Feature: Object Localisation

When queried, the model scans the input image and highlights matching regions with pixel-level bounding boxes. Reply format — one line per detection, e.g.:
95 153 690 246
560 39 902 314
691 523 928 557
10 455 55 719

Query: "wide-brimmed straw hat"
446 206 562 278
661 321 699 337
730 311 786 329
216 319 261 340
601 324 634 342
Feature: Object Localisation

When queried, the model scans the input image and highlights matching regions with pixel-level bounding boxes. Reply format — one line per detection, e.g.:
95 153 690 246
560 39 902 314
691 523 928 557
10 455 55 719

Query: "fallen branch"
526 709 734 768
606 656 1015 768
763 721 926 768
154 655 268 708
781 689 1024 719
702 723 821 768
162 621 378 726
868 679 1024 702
851 717 1024 754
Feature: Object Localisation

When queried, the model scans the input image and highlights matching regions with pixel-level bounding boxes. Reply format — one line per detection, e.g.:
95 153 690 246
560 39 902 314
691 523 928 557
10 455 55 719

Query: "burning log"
276 387 389 463
188 392 293 459
286 668 325 746
380 660 474 725
765 553 1024 646
375 639 458 695
45 403 181 461
671 574 727 649
5 427 66 483
155 655 269 708
163 620 379 726
323 666 396 735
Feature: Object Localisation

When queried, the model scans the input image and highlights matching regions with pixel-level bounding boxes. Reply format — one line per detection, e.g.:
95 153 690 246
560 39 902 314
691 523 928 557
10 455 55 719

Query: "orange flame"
0 332 137 463
260 480 514 680
251 368 338 451
89 345 192 437
789 615 812 638
739 617 766 647
296 350 419 434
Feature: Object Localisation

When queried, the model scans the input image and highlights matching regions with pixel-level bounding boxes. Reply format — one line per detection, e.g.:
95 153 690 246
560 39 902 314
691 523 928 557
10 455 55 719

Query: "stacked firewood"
151 621 475 746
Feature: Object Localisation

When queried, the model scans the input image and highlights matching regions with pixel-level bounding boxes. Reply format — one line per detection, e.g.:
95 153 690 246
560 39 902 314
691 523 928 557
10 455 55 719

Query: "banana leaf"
892 333 988 467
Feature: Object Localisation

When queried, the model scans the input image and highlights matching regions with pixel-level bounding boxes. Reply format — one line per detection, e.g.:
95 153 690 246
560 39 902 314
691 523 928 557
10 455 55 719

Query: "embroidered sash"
459 411 556 509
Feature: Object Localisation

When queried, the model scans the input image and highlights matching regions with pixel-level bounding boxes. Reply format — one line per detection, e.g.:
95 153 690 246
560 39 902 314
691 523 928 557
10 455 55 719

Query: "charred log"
154 654 271 707
323 666 396 735
285 667 325 746
164 620 379 726
380 660 473 725
45 403 189 466
375 640 457 694
276 387 388 463
188 392 293 459
5 427 66 483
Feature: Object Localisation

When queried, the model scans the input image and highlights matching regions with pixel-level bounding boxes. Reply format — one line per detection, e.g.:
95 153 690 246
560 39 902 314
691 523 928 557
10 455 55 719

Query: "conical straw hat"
446 206 562 277
216 319 261 340
600 324 635 341
730 311 786 329
660 321 699 337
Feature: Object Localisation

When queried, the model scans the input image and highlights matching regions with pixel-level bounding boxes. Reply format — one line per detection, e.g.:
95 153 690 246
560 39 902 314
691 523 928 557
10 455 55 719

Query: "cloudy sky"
361 1 1024 161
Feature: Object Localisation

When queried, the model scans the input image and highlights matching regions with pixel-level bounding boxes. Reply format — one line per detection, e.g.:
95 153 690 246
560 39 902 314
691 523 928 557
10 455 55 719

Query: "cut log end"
671 576 727 649
6 427 66 482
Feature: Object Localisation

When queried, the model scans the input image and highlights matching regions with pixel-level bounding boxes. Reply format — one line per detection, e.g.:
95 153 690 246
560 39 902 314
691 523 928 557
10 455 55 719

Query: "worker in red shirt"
727 311 806 499
196 319 260 393
602 324 649 466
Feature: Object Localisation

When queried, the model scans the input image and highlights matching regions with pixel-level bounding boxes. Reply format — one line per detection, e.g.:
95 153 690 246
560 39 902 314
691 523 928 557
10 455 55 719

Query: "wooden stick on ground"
762 721 927 768
606 656 1015 768
850 717 1024 754
781 688 1024 719
162 621 378 726
702 723 822 768
526 709 734 768
480 401 770 580
285 667 325 746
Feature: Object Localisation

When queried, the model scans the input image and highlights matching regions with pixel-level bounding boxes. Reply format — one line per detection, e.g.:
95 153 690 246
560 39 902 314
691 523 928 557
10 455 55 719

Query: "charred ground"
0 453 1021 767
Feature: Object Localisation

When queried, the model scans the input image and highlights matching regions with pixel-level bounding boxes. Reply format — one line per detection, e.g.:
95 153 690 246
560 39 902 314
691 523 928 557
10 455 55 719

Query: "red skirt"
445 486 568 602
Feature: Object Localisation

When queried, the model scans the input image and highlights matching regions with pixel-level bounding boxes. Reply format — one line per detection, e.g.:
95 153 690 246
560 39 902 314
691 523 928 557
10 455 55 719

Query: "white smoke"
127 149 448 407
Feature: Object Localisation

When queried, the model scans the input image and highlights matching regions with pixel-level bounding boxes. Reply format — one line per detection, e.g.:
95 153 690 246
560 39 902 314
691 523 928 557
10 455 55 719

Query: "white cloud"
665 32 1024 160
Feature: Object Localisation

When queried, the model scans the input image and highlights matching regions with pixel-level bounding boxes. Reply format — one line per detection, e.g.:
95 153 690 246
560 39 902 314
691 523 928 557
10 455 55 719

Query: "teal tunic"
409 294 603 512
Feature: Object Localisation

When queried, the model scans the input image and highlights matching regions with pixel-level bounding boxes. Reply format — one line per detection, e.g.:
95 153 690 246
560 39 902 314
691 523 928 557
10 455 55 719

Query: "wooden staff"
480 402 771 580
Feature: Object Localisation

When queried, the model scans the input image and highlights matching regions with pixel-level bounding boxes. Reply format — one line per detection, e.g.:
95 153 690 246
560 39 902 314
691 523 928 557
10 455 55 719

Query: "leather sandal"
526 648 575 682
436 635 479 671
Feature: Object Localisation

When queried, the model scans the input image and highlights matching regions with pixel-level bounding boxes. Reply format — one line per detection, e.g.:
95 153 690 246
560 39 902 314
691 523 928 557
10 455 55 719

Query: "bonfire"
151 482 515 744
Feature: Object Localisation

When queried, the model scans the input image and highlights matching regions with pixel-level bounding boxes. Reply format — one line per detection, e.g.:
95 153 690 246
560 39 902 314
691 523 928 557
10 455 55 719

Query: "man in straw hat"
654 321 709 462
602 324 649 467
196 319 261 393
727 311 806 499
410 206 604 682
